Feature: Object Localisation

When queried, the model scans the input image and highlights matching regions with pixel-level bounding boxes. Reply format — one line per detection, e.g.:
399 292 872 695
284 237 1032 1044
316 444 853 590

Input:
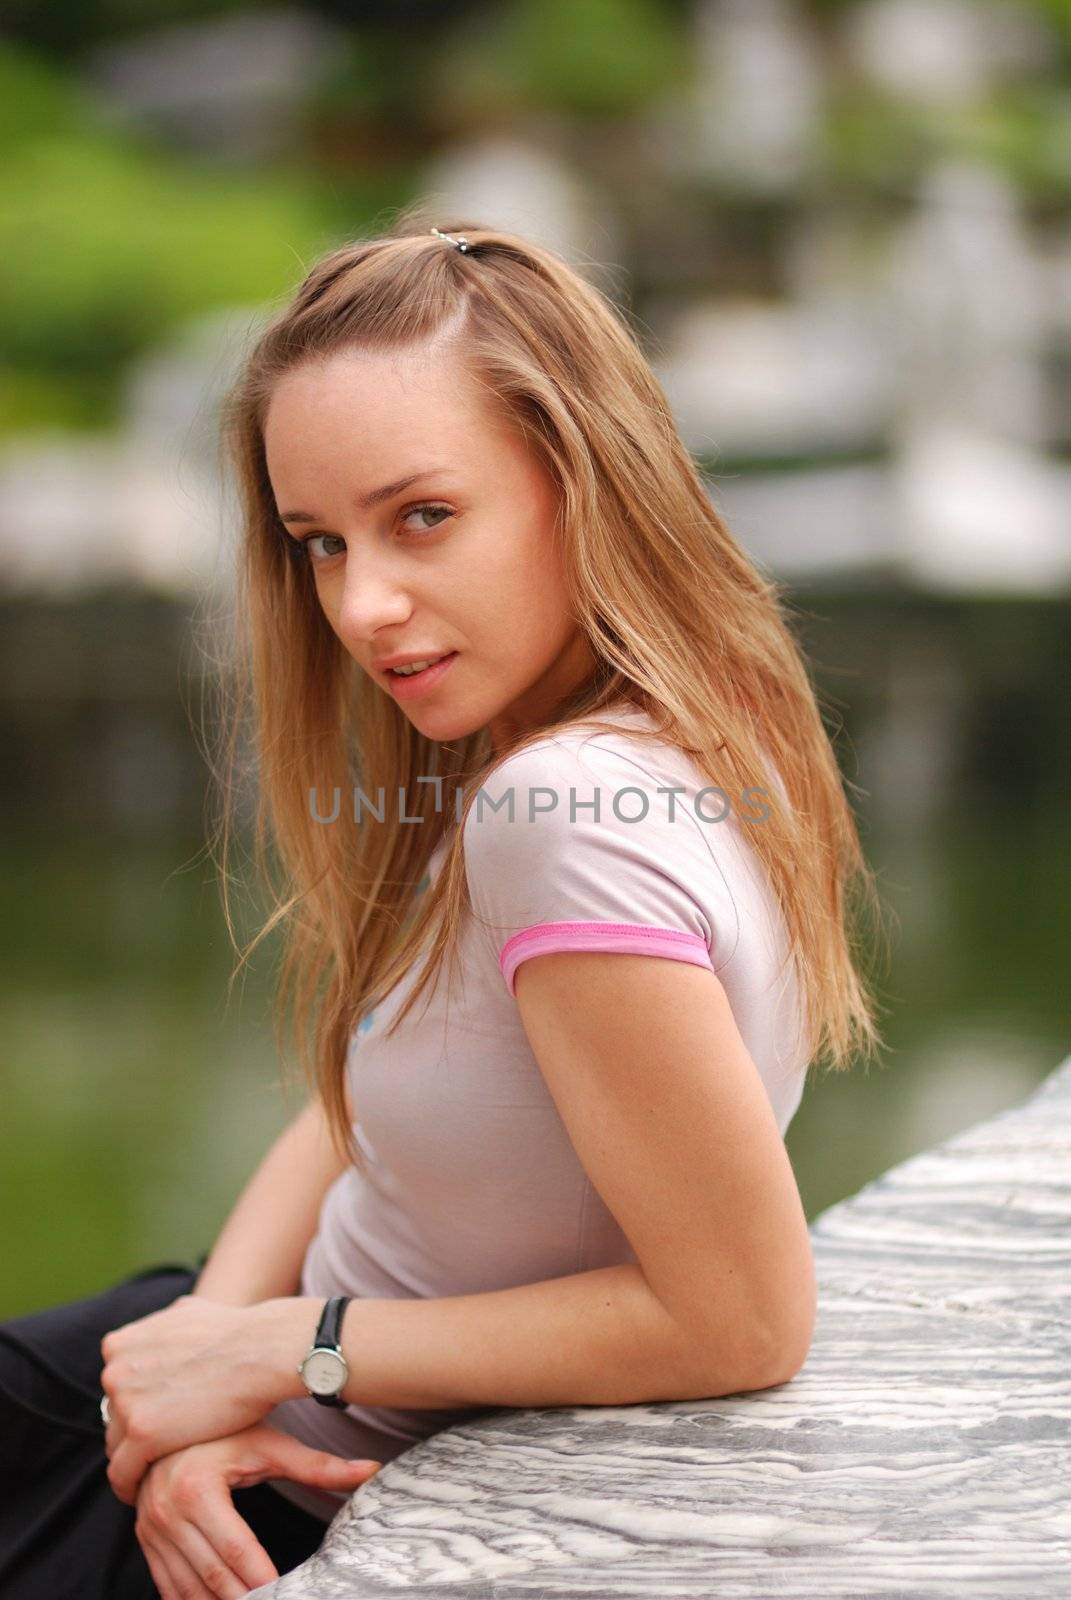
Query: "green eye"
306 534 346 561
403 503 453 533
298 504 452 565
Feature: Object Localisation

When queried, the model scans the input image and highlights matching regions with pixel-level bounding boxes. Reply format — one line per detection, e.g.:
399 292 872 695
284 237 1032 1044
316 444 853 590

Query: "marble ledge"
251 1052 1071 1600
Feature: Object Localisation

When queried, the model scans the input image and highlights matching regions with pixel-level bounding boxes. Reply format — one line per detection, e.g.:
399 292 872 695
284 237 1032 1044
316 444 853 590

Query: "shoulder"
461 710 721 967
461 730 588 895
473 704 689 803
464 713 723 928
462 712 679 864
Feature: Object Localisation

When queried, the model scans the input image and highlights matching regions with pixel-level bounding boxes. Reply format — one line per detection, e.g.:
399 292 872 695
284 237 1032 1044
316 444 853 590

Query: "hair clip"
430 226 471 254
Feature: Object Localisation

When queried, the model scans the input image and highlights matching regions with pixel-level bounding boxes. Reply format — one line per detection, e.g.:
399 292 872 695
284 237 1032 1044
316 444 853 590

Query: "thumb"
260 1433 382 1489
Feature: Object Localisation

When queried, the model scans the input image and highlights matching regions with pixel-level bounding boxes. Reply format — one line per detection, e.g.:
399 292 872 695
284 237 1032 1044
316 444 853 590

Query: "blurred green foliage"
4 2 1071 435
430 0 690 121
0 40 407 433
823 83 1071 202
0 0 692 437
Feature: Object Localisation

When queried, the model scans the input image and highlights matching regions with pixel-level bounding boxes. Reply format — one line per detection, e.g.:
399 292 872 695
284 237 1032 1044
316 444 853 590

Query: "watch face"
301 1348 348 1396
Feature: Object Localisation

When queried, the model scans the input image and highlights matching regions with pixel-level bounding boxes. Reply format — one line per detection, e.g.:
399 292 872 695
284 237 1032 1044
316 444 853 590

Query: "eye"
400 502 453 534
305 533 346 562
295 503 453 566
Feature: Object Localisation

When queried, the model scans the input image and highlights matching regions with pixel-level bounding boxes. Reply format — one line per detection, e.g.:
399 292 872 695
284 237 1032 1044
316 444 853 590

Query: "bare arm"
102 959 815 1509
253 957 815 1415
192 1092 351 1306
101 1091 356 1507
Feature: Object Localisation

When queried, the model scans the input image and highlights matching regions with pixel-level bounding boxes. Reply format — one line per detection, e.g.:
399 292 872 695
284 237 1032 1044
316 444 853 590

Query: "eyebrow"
278 468 454 525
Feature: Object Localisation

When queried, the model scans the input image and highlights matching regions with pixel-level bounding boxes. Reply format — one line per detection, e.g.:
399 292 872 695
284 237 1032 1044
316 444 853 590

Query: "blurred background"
2 0 1069 1316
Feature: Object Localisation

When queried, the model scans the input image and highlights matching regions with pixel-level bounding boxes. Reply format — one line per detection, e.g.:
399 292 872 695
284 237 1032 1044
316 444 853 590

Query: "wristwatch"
297 1295 352 1407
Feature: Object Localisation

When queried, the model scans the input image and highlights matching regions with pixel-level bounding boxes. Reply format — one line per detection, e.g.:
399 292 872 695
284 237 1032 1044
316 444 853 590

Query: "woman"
0 212 886 1600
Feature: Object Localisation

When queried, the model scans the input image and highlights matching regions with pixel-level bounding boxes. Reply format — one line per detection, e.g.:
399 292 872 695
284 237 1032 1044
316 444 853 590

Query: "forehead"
263 344 503 478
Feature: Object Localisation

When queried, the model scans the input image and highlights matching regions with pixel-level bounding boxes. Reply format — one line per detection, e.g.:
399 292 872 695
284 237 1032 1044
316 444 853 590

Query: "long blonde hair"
207 202 890 1170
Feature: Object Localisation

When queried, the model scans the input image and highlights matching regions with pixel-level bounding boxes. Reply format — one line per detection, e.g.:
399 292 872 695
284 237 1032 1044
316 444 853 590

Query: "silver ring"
100 1394 111 1426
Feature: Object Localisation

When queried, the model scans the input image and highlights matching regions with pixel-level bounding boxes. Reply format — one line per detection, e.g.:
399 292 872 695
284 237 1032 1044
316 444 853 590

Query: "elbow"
725 1310 814 1397
652 1245 818 1401
709 1264 818 1397
755 1315 814 1390
673 1304 815 1401
750 1263 818 1391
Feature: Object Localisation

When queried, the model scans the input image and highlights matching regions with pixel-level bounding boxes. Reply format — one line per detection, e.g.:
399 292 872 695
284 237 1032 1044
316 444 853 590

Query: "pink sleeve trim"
499 920 713 998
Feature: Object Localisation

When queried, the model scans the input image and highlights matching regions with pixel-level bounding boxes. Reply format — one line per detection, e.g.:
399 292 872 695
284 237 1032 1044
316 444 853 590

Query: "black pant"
0 1260 328 1599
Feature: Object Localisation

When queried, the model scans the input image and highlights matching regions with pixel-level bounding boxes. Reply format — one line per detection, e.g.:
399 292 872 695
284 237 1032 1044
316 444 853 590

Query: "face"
264 340 597 754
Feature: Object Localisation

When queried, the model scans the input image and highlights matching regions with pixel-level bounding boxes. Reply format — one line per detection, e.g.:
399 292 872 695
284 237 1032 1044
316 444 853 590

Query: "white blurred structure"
84 6 346 161
682 0 824 192
0 433 216 598
420 134 624 286
0 308 260 598
892 424 1071 594
2 0 1070 602
842 0 1057 106
883 160 1071 593
709 461 895 582
654 296 892 458
887 161 1048 444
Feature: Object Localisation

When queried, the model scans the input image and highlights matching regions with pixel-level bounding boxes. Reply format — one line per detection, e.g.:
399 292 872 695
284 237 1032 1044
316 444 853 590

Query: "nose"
334 551 413 648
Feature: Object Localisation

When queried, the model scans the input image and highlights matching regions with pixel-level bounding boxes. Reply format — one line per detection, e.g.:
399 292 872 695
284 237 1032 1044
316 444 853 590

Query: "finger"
107 1437 149 1506
142 1530 213 1600
139 1537 178 1600
172 1496 278 1596
103 1414 127 1465
170 1512 264 1599
158 1536 218 1600
258 1431 382 1489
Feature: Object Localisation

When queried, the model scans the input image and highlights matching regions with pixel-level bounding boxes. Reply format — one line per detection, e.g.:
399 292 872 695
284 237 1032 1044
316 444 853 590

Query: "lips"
381 651 459 699
373 651 453 674
386 654 450 676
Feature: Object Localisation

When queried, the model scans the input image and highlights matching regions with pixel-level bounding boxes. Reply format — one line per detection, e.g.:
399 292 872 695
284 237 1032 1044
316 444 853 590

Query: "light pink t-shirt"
263 703 810 1520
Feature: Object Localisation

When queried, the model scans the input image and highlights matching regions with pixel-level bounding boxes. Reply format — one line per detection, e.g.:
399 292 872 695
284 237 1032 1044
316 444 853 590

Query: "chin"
400 705 486 743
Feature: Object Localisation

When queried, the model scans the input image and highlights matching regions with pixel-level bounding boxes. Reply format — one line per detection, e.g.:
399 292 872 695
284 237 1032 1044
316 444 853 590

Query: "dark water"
2 590 1068 1315
2 810 1067 1318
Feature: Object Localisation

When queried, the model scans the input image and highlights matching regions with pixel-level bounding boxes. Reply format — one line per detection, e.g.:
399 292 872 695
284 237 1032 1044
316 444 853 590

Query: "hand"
134 1421 381 1599
101 1295 282 1504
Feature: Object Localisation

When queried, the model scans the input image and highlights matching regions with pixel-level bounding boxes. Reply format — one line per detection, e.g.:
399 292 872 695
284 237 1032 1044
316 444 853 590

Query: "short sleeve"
463 733 718 998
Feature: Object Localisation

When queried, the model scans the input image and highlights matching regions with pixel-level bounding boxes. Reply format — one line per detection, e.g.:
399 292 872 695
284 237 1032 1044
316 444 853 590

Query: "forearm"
257 1263 780 1414
193 1098 348 1306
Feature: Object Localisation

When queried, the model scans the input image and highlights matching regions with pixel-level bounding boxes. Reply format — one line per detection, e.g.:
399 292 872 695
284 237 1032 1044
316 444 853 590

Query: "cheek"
487 521 565 615
311 574 342 625
453 520 571 652
502 590 577 674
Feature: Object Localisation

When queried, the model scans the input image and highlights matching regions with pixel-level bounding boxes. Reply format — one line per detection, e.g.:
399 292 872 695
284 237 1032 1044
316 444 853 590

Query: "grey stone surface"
251 1054 1071 1598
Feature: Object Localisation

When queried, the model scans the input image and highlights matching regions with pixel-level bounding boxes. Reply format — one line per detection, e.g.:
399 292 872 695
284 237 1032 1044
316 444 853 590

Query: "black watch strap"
315 1294 351 1352
309 1295 351 1408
